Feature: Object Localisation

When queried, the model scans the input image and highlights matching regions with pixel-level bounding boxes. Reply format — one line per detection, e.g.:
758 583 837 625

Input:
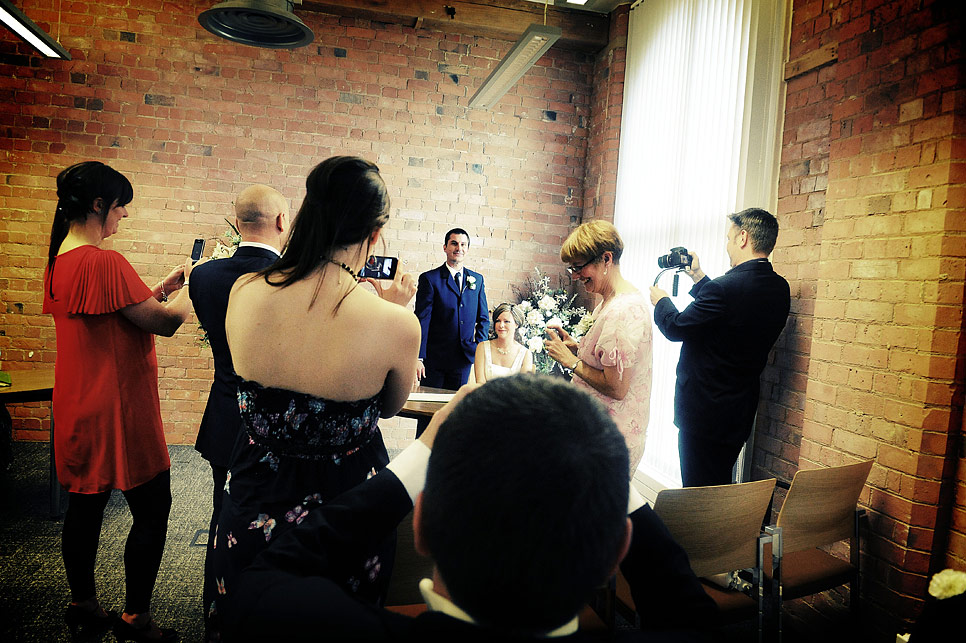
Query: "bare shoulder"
372 293 420 335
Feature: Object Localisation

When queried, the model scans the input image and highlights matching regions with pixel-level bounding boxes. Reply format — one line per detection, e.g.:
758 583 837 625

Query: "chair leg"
764 525 782 643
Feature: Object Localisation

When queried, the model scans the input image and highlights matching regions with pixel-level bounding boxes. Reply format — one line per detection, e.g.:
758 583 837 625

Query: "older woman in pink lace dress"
545 220 652 474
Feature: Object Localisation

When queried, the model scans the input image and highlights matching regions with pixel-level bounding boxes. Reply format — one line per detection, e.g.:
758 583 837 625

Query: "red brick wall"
582 4 628 225
0 0 594 450
755 0 966 632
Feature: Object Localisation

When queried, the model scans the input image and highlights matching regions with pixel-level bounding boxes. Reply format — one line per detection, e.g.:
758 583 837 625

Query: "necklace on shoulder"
330 260 358 280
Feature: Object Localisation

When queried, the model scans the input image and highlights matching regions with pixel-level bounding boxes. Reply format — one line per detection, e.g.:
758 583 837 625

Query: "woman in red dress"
43 161 195 642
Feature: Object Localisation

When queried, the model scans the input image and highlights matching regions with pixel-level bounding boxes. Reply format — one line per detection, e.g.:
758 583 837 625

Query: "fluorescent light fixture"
468 23 561 110
567 1 589 5
0 0 70 59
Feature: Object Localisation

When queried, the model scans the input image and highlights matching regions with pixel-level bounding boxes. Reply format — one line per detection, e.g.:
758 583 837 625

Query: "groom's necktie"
455 272 462 292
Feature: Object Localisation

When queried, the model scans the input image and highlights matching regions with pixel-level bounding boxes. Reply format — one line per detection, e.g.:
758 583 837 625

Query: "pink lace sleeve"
593 297 653 380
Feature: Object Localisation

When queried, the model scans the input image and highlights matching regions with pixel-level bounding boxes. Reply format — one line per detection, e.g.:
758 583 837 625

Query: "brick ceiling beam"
302 0 610 51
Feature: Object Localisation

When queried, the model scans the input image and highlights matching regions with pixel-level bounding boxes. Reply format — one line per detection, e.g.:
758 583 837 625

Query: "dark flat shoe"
112 618 178 642
65 604 116 638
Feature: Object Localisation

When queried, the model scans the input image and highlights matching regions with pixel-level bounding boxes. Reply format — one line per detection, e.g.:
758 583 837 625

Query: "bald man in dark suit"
188 184 289 635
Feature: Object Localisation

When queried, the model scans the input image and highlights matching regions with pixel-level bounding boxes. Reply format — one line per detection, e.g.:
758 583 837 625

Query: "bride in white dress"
474 302 534 383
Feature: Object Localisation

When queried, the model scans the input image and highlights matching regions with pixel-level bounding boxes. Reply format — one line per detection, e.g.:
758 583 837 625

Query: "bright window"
614 0 788 489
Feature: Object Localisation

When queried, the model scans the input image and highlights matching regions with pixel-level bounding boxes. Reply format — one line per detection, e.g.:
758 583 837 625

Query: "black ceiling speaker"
199 0 314 49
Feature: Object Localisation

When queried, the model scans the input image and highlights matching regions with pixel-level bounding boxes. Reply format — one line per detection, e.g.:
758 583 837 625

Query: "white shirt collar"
445 263 463 280
238 241 280 255
418 578 579 637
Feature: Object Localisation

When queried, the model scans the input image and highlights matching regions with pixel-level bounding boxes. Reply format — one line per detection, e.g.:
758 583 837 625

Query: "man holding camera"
649 208 790 487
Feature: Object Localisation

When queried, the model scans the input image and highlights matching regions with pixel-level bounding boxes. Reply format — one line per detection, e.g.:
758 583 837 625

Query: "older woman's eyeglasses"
567 255 599 275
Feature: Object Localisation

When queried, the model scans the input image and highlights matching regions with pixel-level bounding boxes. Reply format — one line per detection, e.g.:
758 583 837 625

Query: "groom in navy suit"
188 184 290 633
415 228 489 389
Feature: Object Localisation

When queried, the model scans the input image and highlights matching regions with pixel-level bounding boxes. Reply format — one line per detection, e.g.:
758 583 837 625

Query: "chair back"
653 479 776 578
385 510 435 606
776 460 873 554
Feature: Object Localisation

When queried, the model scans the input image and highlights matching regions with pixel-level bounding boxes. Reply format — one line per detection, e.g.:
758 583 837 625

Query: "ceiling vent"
199 0 313 49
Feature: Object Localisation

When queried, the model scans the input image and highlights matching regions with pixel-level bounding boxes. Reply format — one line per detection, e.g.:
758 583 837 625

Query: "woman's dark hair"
48 161 134 265
257 156 390 308
489 302 523 343
46 161 133 297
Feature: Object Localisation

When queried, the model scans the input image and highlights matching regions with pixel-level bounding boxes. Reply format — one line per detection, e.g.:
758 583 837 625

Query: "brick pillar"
797 0 965 632
582 4 628 225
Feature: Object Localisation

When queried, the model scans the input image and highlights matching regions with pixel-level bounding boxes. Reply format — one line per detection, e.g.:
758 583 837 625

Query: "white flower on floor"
929 569 966 600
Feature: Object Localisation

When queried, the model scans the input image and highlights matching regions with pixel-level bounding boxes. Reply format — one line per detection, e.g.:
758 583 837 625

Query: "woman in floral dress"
210 157 420 628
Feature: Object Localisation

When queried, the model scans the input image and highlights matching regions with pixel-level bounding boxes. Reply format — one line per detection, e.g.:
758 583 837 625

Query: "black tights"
61 469 171 614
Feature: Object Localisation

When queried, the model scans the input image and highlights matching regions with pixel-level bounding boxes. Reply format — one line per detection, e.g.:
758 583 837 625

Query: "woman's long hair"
256 156 390 309
47 161 133 296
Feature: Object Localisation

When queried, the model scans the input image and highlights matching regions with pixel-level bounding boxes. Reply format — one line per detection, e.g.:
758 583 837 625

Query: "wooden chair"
616 479 777 641
385 510 435 614
767 460 873 641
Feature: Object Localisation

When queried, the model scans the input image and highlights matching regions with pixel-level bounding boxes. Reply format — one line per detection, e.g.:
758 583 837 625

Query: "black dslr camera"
657 247 692 270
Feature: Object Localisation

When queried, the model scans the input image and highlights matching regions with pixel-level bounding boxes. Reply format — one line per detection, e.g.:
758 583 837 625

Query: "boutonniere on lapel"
466 275 477 290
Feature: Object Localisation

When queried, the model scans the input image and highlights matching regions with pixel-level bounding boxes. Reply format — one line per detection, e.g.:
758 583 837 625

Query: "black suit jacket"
189 245 278 467
653 259 790 446
221 468 716 642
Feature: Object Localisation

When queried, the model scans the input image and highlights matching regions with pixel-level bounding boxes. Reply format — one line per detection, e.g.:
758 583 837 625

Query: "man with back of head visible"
415 227 489 391
221 374 716 641
650 208 790 488
188 184 290 634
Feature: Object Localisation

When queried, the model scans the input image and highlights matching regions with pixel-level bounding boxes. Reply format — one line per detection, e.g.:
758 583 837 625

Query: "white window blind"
615 0 787 488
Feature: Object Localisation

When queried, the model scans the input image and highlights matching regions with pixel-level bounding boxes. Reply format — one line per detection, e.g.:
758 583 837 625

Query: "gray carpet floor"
1 442 210 642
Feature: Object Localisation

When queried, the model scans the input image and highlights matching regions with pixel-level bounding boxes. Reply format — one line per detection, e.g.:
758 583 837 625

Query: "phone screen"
358 256 398 280
191 238 205 263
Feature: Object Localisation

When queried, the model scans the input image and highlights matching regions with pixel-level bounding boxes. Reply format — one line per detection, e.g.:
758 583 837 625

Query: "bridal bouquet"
512 269 592 375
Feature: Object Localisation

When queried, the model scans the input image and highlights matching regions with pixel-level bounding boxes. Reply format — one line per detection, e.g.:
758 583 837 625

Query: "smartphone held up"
358 255 398 280
190 238 205 264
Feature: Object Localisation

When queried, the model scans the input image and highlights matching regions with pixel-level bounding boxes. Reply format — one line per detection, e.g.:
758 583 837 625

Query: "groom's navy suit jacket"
415 264 489 372
221 465 716 642
189 245 278 467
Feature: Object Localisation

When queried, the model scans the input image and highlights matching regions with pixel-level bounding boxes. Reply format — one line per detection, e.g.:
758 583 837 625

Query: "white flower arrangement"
928 569 966 600
512 269 590 375
209 218 241 259
526 336 545 353
466 274 477 290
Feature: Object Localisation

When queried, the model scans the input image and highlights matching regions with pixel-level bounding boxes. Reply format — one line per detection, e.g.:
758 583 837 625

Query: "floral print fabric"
211 380 392 621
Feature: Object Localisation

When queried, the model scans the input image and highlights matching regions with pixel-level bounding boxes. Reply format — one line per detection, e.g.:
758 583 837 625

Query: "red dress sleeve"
65 249 153 315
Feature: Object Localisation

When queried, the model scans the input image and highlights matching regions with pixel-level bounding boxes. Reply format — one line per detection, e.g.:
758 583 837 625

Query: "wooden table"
0 368 65 516
398 386 453 420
